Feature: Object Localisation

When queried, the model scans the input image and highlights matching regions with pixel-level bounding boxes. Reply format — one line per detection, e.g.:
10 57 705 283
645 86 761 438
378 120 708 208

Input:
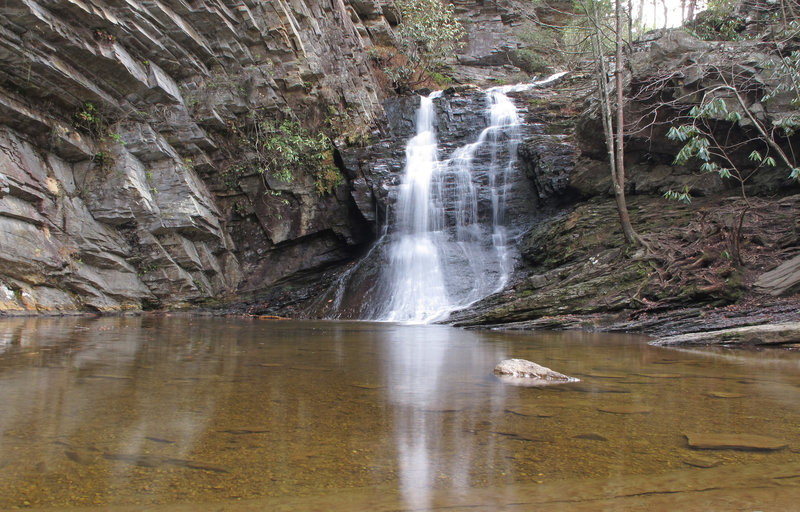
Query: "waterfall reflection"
380 324 509 509
1 319 800 510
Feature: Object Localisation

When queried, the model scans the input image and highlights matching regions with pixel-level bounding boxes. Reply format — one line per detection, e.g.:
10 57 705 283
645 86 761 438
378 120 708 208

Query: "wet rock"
573 433 608 442
597 405 654 415
519 135 576 205
493 358 579 386
650 322 800 347
682 454 721 468
685 433 788 451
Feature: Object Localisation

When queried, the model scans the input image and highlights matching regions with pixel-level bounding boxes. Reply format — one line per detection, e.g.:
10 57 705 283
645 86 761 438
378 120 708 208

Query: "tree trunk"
614 0 640 246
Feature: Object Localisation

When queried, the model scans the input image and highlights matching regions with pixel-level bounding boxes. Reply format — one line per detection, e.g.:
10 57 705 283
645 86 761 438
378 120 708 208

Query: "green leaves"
230 114 344 196
390 0 464 89
236 116 342 196
670 126 711 167
664 185 692 204
748 151 776 168
396 0 464 62
725 111 741 122
666 125 690 142
775 115 800 137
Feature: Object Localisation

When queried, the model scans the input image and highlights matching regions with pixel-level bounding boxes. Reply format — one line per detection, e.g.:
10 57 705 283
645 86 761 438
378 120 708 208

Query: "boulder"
493 358 579 386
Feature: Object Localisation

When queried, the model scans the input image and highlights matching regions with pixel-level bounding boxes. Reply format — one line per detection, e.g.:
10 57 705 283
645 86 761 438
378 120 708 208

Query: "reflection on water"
0 316 798 511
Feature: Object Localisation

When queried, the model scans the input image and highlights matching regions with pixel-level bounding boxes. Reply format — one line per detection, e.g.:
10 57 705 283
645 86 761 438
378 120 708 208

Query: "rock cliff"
5 0 796 323
0 0 392 312
0 0 540 314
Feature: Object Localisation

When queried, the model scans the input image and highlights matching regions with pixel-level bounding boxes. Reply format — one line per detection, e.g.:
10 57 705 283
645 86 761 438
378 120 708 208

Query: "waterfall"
316 77 565 323
372 87 524 323
379 92 450 322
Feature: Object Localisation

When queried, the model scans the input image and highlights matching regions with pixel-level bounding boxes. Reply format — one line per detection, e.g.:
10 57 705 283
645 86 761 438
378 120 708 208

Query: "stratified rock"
493 358 579 386
650 322 800 347
0 0 398 312
685 433 788 451
520 135 575 204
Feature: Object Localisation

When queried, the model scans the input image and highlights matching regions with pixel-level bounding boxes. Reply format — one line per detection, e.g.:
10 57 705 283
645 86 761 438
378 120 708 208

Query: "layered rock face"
0 0 391 312
0 0 549 315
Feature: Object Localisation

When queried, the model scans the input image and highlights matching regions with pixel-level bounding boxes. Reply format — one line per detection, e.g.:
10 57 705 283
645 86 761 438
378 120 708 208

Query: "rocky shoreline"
468 299 800 346
448 193 800 347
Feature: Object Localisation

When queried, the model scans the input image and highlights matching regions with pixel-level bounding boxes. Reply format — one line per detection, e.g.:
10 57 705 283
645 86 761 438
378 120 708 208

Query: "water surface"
0 316 798 510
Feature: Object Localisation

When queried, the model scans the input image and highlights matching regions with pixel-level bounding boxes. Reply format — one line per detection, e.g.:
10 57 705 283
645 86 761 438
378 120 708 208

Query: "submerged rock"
682 454 721 468
685 433 788 451
493 358 579 387
597 405 654 415
573 433 609 442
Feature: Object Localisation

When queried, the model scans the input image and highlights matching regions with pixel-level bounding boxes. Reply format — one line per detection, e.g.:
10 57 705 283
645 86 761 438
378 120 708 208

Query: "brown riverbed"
0 316 798 510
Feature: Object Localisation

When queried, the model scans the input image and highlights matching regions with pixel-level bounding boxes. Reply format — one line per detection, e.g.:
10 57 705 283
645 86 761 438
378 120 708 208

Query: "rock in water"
685 433 789 451
493 359 580 387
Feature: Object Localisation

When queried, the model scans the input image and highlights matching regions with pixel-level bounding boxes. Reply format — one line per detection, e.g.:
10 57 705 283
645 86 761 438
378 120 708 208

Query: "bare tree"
585 0 643 246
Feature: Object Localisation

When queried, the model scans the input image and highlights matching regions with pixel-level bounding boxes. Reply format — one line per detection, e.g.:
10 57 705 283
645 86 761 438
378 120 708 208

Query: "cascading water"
380 92 450 322
317 76 566 323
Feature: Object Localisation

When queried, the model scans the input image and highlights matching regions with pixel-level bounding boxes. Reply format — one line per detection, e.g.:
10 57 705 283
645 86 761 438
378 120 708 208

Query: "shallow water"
0 316 798 511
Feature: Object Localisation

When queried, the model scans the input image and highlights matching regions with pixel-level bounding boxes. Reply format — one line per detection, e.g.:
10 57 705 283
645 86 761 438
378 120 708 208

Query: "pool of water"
0 315 798 511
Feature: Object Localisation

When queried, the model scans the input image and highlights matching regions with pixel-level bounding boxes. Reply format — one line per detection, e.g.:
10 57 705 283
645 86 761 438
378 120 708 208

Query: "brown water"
0 316 799 511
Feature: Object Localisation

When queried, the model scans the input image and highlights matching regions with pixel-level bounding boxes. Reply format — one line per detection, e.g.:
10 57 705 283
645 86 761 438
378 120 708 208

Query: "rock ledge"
649 322 800 347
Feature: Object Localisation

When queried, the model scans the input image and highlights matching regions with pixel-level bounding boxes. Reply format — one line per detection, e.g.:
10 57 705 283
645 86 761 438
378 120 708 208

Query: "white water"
374 87 525 323
380 92 450 322
319 77 562 323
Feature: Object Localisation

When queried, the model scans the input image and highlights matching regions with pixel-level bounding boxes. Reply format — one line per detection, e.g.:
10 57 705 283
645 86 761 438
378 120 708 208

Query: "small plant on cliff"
74 102 103 137
388 0 465 91
93 28 116 43
74 102 126 145
230 111 343 196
